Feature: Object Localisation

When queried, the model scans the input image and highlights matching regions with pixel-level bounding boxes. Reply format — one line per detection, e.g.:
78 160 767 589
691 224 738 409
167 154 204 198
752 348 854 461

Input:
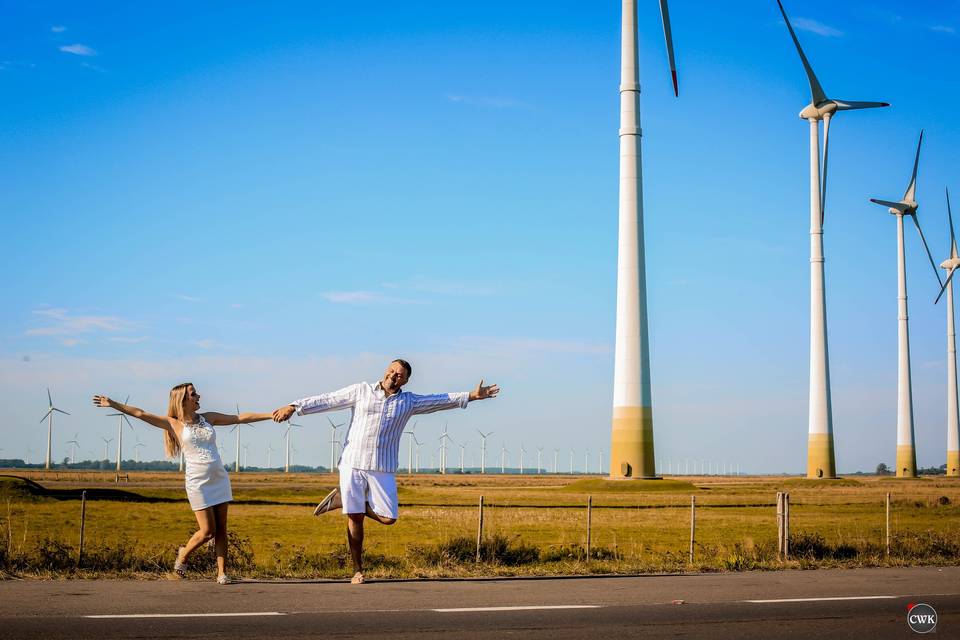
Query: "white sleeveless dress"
180 416 232 511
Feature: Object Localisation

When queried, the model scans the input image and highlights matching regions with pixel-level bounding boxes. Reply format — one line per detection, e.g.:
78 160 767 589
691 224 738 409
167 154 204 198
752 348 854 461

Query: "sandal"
173 547 187 578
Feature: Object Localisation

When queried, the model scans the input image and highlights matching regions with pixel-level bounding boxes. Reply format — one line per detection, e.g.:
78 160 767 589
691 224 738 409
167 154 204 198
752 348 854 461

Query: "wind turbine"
134 440 145 463
413 434 422 473
519 444 526 475
283 422 301 473
477 429 493 474
553 448 559 474
936 188 960 477
570 448 575 474
610 0 678 480
242 444 249 469
458 440 468 473
777 0 889 479
101 437 113 461
536 447 543 475
230 403 256 473
66 433 79 465
870 131 940 478
267 443 275 469
404 421 418 474
500 443 508 474
599 449 604 476
327 417 344 472
439 424 453 474
584 449 590 474
40 388 70 470
107 396 134 474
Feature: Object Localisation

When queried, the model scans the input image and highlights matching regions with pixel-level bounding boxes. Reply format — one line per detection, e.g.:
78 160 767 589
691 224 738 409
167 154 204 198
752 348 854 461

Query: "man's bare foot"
351 571 365 584
313 487 342 516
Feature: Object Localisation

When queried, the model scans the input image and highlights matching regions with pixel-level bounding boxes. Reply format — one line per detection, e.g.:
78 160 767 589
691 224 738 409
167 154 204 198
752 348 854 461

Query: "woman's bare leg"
180 507 216 562
213 502 229 577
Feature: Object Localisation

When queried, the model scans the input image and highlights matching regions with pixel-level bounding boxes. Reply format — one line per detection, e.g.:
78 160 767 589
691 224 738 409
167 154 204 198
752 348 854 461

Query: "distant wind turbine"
40 388 70 470
778 0 890 479
66 433 79 464
328 417 344 472
869 131 940 478
519 444 526 475
101 437 113 461
500 443 508 474
477 429 493 474
134 441 145 463
405 421 418 474
267 443 275 469
553 448 559 474
936 188 960 477
230 403 256 473
283 422 302 473
107 396 134 473
536 447 543 475
438 424 453 475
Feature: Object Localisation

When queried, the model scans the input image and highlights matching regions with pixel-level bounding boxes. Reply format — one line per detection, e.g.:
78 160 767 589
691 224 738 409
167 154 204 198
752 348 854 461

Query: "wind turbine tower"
66 433 79 465
40 388 70 470
610 0 678 480
477 429 493 474
777 0 889 478
936 188 960 477
328 417 344 472
107 396 134 474
283 422 301 473
870 131 940 478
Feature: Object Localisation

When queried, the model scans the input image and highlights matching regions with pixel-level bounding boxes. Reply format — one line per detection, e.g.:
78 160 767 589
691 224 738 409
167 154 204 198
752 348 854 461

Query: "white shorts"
339 465 399 520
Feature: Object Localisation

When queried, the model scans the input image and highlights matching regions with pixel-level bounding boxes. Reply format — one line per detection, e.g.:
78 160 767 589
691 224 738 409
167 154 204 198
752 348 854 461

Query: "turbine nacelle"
799 99 890 121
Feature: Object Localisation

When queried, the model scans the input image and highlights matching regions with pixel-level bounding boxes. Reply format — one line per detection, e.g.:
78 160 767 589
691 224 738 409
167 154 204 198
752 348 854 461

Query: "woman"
93 383 273 584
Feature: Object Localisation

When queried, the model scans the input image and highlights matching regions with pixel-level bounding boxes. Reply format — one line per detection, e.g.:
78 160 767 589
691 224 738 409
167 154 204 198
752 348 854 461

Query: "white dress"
180 416 232 511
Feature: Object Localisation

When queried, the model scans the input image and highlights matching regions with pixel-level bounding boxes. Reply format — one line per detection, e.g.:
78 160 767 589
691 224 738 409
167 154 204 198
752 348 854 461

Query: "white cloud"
26 308 135 338
174 294 203 303
792 17 843 37
322 290 415 304
51 25 67 33
447 94 528 109
194 339 218 349
59 43 96 56
930 25 956 34
106 336 149 344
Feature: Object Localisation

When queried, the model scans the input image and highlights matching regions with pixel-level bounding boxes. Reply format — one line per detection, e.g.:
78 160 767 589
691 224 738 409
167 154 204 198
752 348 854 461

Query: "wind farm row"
26 395 752 475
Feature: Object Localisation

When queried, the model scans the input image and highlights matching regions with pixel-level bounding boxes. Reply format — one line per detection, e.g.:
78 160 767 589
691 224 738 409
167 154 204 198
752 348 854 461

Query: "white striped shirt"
292 381 469 473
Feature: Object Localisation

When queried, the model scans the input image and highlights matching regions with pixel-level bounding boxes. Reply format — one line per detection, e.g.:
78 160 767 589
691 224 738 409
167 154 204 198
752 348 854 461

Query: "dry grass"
2 470 959 579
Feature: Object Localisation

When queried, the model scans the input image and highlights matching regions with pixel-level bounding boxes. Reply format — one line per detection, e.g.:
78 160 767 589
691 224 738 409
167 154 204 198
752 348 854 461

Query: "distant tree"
876 462 891 476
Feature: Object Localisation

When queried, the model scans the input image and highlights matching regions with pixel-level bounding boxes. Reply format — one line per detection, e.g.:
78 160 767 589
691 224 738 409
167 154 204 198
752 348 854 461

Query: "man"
272 358 499 584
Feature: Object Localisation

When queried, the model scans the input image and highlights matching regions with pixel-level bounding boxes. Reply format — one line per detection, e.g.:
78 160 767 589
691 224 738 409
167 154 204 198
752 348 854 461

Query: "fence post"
784 492 790 560
885 492 891 556
586 495 592 561
476 495 484 563
77 489 87 568
776 492 783 560
689 495 696 564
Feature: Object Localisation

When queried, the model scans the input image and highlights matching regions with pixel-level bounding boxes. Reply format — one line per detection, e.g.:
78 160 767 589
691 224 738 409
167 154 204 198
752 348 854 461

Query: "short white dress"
180 416 232 511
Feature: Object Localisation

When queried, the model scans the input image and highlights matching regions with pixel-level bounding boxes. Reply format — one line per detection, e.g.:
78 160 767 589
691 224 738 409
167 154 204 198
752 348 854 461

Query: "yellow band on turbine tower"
611 407 655 479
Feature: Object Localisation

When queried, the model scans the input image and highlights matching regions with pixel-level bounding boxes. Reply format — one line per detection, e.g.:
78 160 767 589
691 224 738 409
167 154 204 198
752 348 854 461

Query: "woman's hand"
92 395 112 408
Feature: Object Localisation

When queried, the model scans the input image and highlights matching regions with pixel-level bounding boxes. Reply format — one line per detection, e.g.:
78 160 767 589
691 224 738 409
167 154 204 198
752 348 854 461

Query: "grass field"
2 470 958 580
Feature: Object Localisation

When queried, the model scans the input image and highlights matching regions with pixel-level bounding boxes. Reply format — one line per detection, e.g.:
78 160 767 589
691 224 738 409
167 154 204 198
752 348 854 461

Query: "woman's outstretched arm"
92 395 177 432
202 411 275 427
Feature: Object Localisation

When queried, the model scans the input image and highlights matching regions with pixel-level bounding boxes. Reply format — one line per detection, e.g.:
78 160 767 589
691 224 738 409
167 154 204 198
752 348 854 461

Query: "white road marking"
84 612 286 619
434 605 601 612
745 596 899 604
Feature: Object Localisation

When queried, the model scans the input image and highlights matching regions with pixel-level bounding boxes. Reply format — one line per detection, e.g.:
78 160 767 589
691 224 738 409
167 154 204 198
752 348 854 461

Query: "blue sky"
1 1 959 473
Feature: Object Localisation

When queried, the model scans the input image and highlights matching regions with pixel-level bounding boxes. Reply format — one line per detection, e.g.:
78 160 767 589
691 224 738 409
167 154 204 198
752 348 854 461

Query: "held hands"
469 379 500 402
92 395 112 408
272 405 296 423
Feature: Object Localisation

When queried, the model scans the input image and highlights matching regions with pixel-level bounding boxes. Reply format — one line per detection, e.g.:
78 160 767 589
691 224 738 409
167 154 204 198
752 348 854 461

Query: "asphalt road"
1 566 956 639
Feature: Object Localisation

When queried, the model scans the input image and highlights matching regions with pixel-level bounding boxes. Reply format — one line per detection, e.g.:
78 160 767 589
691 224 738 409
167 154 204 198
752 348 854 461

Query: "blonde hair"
165 382 192 458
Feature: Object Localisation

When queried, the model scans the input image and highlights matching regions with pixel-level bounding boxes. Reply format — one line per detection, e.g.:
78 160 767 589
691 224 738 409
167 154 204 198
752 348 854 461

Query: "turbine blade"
912 214 944 288
948 187 958 259
658 0 678 96
870 198 909 213
833 100 891 111
53 408 70 415
903 130 923 203
936 266 957 304
39 409 52 422
776 1 827 105
123 415 134 429
820 115 831 225
47 388 52 406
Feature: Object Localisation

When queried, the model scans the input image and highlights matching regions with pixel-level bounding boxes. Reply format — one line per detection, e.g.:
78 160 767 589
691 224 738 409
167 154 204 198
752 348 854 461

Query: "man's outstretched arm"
410 379 499 416
272 384 360 422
